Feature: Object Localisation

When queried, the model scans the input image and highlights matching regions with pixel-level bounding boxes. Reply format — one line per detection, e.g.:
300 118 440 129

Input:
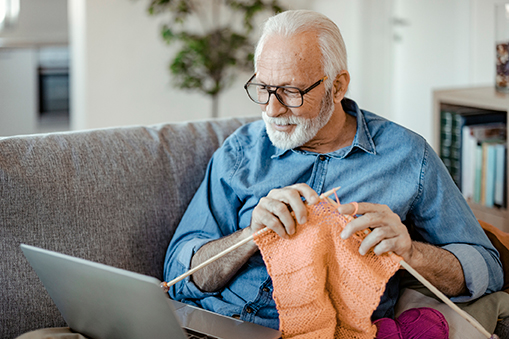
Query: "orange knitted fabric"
253 201 401 339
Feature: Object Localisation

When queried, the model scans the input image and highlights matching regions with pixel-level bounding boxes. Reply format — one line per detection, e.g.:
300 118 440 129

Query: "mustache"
262 112 307 126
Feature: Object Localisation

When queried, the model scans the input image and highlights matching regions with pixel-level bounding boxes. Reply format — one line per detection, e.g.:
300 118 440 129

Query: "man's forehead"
256 33 323 85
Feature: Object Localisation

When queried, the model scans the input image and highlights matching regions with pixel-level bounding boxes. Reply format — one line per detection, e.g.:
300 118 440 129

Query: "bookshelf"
433 87 508 232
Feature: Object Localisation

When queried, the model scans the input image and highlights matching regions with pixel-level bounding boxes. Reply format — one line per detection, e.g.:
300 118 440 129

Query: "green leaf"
161 25 176 43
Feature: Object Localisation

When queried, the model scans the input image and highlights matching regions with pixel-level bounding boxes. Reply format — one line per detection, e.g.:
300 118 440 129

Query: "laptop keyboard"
184 328 220 339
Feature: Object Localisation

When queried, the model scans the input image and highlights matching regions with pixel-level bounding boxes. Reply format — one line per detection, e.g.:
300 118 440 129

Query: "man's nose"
264 93 287 117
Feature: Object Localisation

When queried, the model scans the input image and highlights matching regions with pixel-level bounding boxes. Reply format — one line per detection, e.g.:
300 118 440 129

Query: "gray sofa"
0 117 256 339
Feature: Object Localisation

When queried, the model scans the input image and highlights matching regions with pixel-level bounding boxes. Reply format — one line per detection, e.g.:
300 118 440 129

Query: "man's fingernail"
341 231 347 239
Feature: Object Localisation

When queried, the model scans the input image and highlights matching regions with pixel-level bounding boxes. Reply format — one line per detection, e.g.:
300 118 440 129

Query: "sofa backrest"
0 117 257 339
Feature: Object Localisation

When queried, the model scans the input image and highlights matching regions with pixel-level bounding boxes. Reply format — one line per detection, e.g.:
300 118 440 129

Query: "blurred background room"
0 0 502 145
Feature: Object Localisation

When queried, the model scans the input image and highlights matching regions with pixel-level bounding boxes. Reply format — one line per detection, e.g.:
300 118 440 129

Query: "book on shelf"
494 143 507 208
474 143 483 204
461 125 477 201
439 105 507 208
483 142 497 207
439 106 506 189
465 125 506 206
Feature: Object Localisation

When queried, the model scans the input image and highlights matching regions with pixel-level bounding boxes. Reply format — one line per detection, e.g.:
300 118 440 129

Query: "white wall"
391 0 472 145
69 0 225 131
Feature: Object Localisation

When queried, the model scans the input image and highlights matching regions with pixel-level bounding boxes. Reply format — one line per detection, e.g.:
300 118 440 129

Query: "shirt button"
262 287 270 293
319 155 326 161
246 307 253 313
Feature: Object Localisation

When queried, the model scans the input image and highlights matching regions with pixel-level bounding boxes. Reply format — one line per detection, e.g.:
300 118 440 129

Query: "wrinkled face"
256 32 335 150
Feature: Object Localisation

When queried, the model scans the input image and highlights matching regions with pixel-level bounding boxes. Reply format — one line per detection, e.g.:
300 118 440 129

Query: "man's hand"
191 183 319 292
249 183 320 239
336 202 414 261
337 202 467 296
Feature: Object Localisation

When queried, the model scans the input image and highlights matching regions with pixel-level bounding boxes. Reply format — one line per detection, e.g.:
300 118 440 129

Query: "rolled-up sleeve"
168 237 219 299
443 243 493 302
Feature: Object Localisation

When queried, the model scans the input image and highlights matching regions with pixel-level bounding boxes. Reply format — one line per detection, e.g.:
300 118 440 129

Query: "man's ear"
332 70 350 103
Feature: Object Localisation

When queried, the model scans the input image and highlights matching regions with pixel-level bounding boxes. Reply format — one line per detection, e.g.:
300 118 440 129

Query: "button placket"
309 154 328 195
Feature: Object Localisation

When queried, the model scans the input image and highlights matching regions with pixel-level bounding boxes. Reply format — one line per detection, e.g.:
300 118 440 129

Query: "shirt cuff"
442 243 489 302
174 237 220 299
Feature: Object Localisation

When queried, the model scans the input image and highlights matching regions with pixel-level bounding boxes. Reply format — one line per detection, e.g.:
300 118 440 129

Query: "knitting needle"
320 187 341 200
161 186 343 291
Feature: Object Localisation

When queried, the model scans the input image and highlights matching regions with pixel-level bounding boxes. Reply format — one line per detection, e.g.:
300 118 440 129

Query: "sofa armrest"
0 117 258 339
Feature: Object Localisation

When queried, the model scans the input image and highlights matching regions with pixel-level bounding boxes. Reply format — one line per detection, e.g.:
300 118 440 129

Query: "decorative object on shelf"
147 0 285 118
496 3 509 93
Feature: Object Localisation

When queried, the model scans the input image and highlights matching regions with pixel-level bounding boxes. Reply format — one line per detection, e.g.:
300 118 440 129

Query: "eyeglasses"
243 74 328 108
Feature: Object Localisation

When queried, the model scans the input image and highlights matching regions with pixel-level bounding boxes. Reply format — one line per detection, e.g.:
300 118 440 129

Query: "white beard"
263 88 335 150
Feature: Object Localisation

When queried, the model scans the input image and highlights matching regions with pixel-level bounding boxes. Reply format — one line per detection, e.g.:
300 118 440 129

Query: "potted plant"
148 0 285 117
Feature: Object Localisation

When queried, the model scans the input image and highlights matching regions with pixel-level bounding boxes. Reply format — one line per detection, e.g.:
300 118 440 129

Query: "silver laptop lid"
21 244 187 339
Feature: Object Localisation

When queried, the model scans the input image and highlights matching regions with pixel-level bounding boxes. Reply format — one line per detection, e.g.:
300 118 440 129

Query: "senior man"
164 9 503 331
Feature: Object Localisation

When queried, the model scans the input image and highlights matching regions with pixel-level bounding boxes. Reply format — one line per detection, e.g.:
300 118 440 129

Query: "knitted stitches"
254 201 402 339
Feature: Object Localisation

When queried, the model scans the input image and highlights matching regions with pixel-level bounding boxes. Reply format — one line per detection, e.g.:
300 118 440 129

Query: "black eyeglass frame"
243 73 328 108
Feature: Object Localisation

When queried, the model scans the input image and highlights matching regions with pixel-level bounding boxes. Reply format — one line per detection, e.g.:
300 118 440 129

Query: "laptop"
20 244 282 339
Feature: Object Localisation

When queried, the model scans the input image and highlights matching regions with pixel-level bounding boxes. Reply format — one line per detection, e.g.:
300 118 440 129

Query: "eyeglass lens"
246 84 303 107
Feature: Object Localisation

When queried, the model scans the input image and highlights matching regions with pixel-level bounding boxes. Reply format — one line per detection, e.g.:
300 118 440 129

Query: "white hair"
254 10 348 88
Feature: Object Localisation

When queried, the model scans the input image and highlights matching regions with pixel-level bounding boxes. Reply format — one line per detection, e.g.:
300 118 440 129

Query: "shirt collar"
271 98 377 159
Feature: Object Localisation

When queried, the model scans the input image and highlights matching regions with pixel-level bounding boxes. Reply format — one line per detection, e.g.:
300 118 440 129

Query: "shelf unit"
433 86 508 232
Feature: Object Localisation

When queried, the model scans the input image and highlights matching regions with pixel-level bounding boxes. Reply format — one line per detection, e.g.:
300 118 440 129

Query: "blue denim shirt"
164 98 503 330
